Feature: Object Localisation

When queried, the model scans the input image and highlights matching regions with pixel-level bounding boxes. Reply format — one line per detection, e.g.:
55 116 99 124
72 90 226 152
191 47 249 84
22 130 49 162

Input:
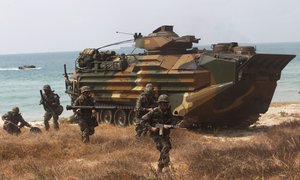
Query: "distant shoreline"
271 101 300 106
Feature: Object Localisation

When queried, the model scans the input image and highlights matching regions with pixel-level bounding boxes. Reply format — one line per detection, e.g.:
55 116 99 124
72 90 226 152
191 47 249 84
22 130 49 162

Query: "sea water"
0 52 77 121
256 42 300 102
0 42 299 121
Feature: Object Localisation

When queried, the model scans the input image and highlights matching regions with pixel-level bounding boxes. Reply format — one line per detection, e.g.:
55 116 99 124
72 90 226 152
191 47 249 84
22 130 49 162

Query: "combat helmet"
144 83 154 95
158 94 169 103
12 107 19 114
81 86 92 93
43 84 52 91
30 127 42 134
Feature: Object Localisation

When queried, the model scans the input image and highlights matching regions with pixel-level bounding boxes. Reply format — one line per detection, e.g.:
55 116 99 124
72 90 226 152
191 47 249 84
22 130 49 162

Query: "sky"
0 0 299 54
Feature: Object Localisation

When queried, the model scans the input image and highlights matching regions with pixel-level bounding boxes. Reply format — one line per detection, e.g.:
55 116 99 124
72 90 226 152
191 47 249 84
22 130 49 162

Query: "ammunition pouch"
55 105 64 115
91 116 98 127
135 123 149 137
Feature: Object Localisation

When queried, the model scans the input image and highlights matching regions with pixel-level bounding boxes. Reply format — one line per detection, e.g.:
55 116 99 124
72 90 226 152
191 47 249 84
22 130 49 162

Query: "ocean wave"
0 67 42 71
0 67 19 71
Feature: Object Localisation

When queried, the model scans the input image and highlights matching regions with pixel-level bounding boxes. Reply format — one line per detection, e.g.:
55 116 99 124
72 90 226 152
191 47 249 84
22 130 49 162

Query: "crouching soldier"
40 84 63 131
135 83 157 138
74 86 98 144
2 107 32 135
140 94 175 172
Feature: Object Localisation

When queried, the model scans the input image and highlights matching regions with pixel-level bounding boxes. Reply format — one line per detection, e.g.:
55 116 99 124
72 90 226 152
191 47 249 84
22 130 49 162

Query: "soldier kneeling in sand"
2 107 32 135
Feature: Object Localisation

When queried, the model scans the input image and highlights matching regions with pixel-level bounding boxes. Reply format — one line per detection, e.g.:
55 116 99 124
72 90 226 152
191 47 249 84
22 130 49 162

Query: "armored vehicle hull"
65 26 295 127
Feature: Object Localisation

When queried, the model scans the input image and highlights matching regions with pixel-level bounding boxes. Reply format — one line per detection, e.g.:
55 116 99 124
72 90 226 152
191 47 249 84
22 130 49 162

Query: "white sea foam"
0 67 19 71
0 67 42 71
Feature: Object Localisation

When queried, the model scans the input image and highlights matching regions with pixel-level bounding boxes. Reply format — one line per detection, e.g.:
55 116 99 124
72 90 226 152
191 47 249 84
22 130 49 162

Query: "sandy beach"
257 102 300 126
1 102 299 128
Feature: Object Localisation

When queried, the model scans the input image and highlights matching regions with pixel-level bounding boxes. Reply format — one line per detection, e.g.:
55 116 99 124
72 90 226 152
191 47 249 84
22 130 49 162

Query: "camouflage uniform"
74 86 97 143
41 85 61 131
135 83 157 137
2 107 31 135
140 94 174 172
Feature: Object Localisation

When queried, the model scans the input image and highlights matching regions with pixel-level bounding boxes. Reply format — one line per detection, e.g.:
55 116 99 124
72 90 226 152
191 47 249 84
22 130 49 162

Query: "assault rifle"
5 120 21 128
64 64 69 90
66 105 117 111
40 90 47 111
155 123 186 136
40 90 57 113
4 120 41 134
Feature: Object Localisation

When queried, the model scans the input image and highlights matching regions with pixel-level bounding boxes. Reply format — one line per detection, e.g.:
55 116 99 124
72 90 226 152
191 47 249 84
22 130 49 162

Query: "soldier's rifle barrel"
64 64 68 79
5 120 40 133
66 105 117 111
64 64 68 90
5 120 33 129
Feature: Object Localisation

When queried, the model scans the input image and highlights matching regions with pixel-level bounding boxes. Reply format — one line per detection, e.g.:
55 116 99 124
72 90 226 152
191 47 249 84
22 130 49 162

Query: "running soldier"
73 86 98 144
135 83 157 137
140 94 175 172
2 107 32 135
40 84 62 131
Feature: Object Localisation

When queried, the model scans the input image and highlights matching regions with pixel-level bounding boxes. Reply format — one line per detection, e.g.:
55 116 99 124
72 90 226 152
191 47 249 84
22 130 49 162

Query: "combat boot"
44 123 50 131
135 124 142 138
82 135 89 144
157 163 164 173
135 131 142 139
53 118 59 130
54 123 59 131
82 132 90 144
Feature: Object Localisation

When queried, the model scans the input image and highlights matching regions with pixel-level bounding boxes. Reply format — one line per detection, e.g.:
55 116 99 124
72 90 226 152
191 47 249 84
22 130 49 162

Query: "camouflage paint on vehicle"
65 25 295 127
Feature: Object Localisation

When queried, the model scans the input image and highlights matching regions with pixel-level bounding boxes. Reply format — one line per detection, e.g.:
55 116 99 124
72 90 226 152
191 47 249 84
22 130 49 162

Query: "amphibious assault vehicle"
65 25 295 127
18 65 36 70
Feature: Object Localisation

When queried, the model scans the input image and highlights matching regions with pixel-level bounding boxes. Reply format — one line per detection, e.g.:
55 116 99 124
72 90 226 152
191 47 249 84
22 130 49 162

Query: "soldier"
73 86 98 144
135 83 157 137
2 107 32 135
40 84 62 131
140 94 175 172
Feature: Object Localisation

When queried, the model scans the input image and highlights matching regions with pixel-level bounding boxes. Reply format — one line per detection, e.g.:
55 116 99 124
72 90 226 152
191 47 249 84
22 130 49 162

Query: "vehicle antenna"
116 31 135 36
96 39 134 50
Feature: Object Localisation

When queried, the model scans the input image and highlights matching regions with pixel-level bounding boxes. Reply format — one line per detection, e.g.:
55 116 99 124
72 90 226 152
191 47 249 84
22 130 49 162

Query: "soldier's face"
159 102 169 111
44 89 51 94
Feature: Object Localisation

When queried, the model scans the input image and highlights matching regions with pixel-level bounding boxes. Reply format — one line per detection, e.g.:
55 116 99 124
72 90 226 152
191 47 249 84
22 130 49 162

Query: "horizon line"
1 40 299 56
